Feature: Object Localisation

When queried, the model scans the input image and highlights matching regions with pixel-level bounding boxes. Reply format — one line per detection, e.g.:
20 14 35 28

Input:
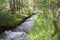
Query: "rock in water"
0 31 27 40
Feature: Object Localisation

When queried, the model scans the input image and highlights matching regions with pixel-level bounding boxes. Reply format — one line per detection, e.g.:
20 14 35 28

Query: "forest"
0 0 60 40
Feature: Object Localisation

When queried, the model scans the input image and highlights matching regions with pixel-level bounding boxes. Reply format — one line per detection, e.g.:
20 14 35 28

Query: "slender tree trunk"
10 0 16 14
18 0 20 12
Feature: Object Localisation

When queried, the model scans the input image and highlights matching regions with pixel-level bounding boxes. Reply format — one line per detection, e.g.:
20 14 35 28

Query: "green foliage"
0 0 34 28
0 11 22 27
15 13 27 19
57 0 60 8
27 0 59 40
16 0 33 17
0 0 60 40
27 10 58 40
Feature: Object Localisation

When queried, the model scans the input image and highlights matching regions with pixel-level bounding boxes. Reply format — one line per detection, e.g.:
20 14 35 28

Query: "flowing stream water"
0 14 38 40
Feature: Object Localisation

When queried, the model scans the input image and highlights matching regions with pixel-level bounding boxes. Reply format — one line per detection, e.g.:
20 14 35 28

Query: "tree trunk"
10 0 16 14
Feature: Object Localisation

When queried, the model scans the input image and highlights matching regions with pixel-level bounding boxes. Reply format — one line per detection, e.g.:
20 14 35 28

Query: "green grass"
27 11 58 40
